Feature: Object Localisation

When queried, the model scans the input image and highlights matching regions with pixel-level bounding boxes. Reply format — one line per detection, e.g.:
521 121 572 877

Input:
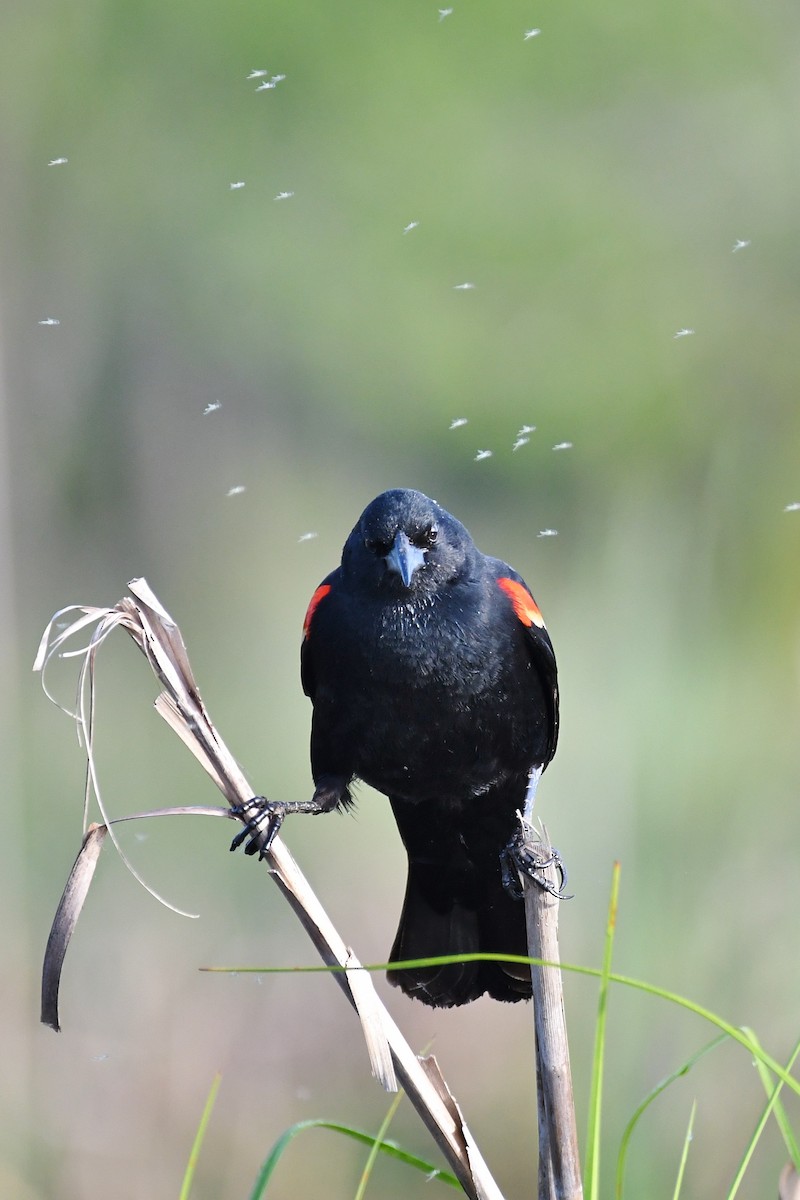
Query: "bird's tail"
386 806 532 1007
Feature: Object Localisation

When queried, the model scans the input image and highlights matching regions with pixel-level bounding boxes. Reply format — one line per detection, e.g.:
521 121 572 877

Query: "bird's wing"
490 560 559 767
300 569 339 700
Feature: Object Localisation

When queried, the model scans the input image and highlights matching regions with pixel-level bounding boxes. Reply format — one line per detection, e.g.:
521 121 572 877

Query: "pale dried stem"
37 578 507 1200
522 830 583 1200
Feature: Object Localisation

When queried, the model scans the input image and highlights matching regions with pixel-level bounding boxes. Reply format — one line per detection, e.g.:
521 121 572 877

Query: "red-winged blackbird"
237 489 559 1007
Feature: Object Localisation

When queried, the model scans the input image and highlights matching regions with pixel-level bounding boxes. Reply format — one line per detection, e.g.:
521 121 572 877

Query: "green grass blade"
600 977 799 1099
726 1029 800 1198
179 1070 222 1200
671 1099 697 1200
746 1029 800 1168
248 1119 460 1198
615 1035 727 1199
354 1088 406 1200
584 860 621 1200
204 962 800 1099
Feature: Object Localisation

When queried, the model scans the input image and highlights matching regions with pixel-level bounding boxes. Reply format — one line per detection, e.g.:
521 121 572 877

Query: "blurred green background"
2 0 799 1196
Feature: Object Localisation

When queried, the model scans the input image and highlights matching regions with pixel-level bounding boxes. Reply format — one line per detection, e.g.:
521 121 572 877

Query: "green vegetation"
2 1 799 1195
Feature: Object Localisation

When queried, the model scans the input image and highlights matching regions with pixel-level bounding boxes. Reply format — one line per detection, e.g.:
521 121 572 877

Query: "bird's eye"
412 525 437 549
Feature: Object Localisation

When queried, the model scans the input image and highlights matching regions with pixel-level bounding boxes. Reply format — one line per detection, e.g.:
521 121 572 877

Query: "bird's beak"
385 530 427 587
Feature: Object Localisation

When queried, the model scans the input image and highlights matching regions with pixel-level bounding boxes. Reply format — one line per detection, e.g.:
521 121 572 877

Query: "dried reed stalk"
35 578 507 1200
521 828 583 1200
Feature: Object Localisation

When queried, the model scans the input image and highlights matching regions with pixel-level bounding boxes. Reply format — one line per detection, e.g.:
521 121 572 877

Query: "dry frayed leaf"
40 806 232 1032
34 591 213 918
41 824 107 1031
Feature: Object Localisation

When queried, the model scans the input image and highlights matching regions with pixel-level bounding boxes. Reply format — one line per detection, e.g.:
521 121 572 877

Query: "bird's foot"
500 820 572 899
229 781 348 859
229 796 324 859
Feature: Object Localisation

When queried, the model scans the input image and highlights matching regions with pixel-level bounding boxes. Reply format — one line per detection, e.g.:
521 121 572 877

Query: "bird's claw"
500 821 573 900
229 792 336 858
229 797 285 859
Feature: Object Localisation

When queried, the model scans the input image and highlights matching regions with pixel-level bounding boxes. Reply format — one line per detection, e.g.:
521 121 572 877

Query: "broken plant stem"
520 826 583 1200
36 578 506 1200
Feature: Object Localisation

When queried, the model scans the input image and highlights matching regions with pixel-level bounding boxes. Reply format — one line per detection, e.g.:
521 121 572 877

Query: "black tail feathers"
387 859 531 1008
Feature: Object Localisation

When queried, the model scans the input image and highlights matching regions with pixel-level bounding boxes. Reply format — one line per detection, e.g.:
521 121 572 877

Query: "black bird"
239 488 559 1007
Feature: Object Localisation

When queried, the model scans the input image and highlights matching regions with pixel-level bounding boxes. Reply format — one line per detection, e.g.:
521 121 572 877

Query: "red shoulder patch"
497 577 545 629
303 584 332 638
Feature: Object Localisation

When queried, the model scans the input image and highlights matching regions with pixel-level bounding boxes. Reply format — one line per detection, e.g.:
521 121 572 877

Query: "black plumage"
300 488 559 1007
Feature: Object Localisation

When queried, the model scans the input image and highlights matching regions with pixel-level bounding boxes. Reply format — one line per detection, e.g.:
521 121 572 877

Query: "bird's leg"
229 797 324 858
500 812 572 900
522 764 542 822
229 779 348 860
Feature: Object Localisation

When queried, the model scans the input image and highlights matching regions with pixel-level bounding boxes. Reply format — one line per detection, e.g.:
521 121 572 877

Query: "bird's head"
342 489 475 596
